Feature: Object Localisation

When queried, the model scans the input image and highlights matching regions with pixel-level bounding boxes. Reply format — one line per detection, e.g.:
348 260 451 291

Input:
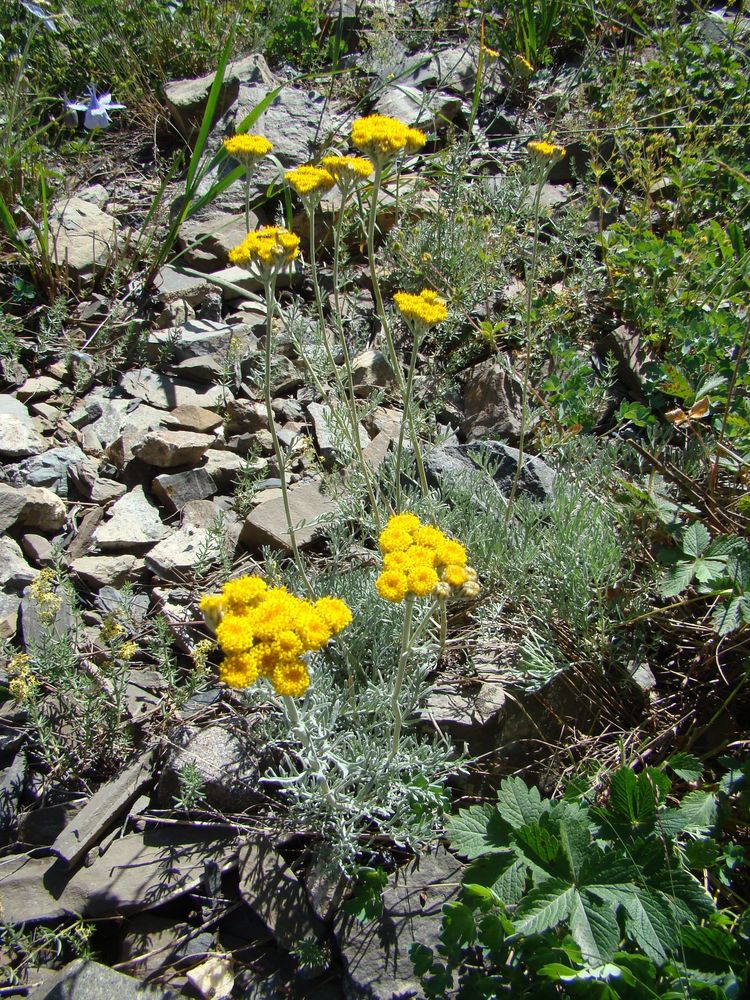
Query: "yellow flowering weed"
351 114 425 163
321 154 373 186
228 225 300 274
223 134 273 162
528 139 566 161
285 164 336 198
393 289 448 328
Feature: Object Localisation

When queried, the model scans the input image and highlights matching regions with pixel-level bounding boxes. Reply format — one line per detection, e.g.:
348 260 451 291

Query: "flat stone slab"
93 486 167 552
240 479 336 551
120 367 229 410
132 429 214 468
28 959 177 1000
70 554 143 589
0 483 66 532
49 197 119 280
0 413 47 458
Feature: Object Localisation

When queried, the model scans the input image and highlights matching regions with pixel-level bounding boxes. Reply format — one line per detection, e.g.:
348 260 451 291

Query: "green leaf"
684 837 720 870
666 752 703 782
514 819 560 868
679 925 740 968
570 892 621 965
410 942 435 977
621 887 679 964
186 25 235 190
712 596 742 635
658 791 717 836
513 878 576 936
609 767 657 824
660 869 715 921
463 852 528 905
661 562 696 597
682 522 711 558
445 804 509 859
441 901 476 950
478 911 509 955
560 813 592 881
496 776 547 829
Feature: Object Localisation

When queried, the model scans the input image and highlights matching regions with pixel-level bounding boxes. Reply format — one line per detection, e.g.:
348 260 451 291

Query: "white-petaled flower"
20 1 58 33
67 85 125 131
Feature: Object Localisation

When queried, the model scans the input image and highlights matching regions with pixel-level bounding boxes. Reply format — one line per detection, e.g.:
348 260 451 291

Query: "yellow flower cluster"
393 289 448 328
481 44 500 61
321 155 373 186
228 225 300 274
7 653 37 704
528 140 567 161
514 53 534 75
223 134 273 163
200 576 352 698
28 569 62 623
285 164 336 198
375 514 480 603
351 115 426 163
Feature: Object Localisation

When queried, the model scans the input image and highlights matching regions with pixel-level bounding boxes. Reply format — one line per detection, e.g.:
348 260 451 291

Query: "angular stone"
240 480 336 551
0 483 66 532
224 398 268 434
0 413 47 458
147 318 237 363
17 375 60 402
0 592 20 639
306 401 369 468
21 533 57 568
93 486 166 552
89 478 127 504
120 367 228 410
374 84 461 129
132 429 214 469
158 726 261 811
3 445 87 496
239 838 321 950
425 441 557 502
162 404 223 433
144 522 212 581
21 586 74 646
27 958 178 1000
152 468 217 512
0 394 29 418
66 507 104 560
52 750 155 867
179 212 258 269
351 350 397 397
0 536 38 589
335 849 462 999
202 449 245 489
49 197 119 280
462 357 524 443
71 554 143 589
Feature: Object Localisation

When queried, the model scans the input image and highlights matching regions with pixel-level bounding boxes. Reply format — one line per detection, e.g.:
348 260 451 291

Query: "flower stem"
262 277 313 597
244 172 251 234
505 170 546 521
394 320 429 502
388 593 415 763
282 694 336 809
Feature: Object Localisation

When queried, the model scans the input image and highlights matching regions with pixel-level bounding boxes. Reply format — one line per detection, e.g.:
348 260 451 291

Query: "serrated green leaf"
496 776 546 829
445 804 509 858
513 878 576 936
666 752 703 782
441 901 476 950
609 767 659 824
684 837 720 870
660 868 715 921
679 925 740 967
570 892 621 965
464 851 528 905
410 942 435 977
660 561 696 597
514 818 560 868
621 888 679 964
712 596 742 635
560 813 592 881
682 522 711 558
658 791 717 836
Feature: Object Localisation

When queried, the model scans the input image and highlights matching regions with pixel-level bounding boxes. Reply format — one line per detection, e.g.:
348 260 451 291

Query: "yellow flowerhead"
219 650 260 689
383 550 410 573
393 289 448 329
321 154 373 189
442 564 469 588
223 134 273 164
407 564 439 597
514 53 534 76
351 114 419 164
379 526 414 553
222 575 268 614
481 45 501 61
436 537 468 567
285 164 336 200
228 225 300 277
388 512 421 535
314 596 353 634
272 659 310 698
376 568 409 603
528 140 566 162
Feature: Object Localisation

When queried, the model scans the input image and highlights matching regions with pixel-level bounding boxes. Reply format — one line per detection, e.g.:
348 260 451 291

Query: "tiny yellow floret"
376 569 409 603
481 44 501 61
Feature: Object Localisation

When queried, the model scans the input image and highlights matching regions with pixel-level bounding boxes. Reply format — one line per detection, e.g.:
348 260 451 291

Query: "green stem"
262 277 313 597
505 170 546 522
388 593 415 763
395 321 429 502
244 171 251 234
282 694 336 808
438 599 447 658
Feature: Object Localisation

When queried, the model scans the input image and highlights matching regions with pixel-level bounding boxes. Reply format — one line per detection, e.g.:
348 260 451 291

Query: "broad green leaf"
478 912 509 955
711 596 742 635
679 925 740 967
514 818 560 868
463 851 528 905
658 791 717 836
496 776 546 829
620 887 679 964
660 561 696 597
441 901 476 950
461 883 498 909
445 804 508 859
570 892 620 965
666 752 703 782
609 767 656 824
513 878 576 936
560 813 592 881
681 522 711 558
684 837 720 870
409 942 434 977
659 868 715 921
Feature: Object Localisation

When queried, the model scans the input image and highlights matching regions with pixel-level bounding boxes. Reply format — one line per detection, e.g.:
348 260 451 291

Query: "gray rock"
165 53 276 140
239 838 322 950
0 752 27 832
18 801 84 847
132 429 214 469
97 586 150 623
240 479 336 551
89 478 128 504
335 848 462 1000
224 398 268 435
21 533 57 568
144 522 212 581
158 725 261 811
179 211 258 269
21 586 74 646
147 318 238 363
202 448 246 489
93 486 167 552
0 393 30 418
17 375 60 401
0 592 20 639
157 297 195 329
0 536 38 589
71 554 143 589
32 960 172 1000
0 413 47 458
120 367 228 411
3 446 87 496
0 483 66 532
170 354 223 383
374 84 461 129
49 197 120 280
425 441 557 502
152 468 217 512
351 350 397 397
65 507 104 560
462 357 523 443
306 401 369 468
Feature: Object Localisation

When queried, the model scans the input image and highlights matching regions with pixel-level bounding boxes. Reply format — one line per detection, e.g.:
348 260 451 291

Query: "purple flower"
66 86 126 131
20 1 58 33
